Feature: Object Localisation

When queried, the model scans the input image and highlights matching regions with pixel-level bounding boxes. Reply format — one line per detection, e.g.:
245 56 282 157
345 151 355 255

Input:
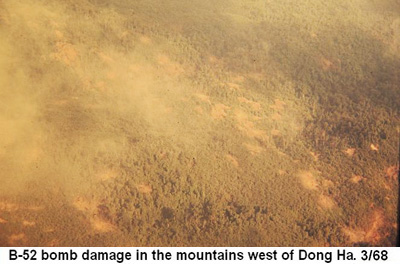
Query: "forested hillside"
0 0 399 246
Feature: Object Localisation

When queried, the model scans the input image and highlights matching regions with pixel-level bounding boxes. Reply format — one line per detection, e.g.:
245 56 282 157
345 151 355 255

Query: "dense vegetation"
0 0 399 246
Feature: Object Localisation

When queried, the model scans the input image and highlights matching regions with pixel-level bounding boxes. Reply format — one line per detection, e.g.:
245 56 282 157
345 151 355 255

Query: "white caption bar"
1 247 399 264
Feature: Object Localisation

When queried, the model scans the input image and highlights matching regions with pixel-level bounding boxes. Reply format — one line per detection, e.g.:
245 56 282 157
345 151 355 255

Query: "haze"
0 0 399 246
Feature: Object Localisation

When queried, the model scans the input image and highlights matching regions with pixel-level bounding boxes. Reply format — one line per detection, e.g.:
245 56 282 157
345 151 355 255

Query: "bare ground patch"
235 110 268 141
243 143 264 155
73 196 116 233
317 194 336 210
211 103 230 120
342 210 387 245
297 171 318 191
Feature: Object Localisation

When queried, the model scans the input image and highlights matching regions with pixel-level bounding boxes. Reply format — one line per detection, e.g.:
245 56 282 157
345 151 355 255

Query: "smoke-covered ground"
0 0 399 246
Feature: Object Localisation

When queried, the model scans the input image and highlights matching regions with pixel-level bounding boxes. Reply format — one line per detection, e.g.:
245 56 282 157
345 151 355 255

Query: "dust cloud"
0 0 399 246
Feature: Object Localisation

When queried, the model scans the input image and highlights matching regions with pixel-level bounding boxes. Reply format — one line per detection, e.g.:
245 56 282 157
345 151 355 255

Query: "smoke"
0 5 42 194
0 0 204 198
